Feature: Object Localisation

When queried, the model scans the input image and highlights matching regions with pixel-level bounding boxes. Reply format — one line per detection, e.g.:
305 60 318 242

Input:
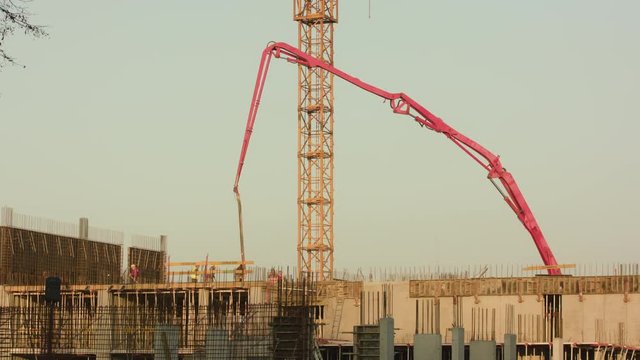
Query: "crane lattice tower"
294 0 337 281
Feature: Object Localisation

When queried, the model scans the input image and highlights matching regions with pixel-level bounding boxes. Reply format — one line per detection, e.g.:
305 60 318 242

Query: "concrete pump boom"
233 42 561 275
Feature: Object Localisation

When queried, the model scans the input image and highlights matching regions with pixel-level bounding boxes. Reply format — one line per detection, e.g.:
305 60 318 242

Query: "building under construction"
1 2 638 360
0 207 319 360
1 207 639 360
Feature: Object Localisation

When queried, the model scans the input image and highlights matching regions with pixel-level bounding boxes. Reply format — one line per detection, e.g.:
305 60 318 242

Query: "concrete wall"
318 279 640 346
563 293 639 344
4 276 640 347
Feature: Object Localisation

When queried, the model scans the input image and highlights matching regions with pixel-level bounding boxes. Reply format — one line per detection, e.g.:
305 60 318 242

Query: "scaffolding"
0 278 319 359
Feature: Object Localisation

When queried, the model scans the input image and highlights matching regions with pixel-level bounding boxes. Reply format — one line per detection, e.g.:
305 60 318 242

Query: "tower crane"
233 42 561 275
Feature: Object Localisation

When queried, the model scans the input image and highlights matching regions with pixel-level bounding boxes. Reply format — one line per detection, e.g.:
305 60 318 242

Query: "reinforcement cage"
0 278 318 359
0 226 122 286
128 246 166 284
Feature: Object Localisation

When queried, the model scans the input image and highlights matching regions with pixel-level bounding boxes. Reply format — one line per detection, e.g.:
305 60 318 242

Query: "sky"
0 1 638 271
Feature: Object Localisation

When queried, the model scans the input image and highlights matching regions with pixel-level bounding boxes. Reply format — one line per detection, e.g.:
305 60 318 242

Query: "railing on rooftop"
331 263 640 282
131 234 164 252
1 206 124 245
3 208 78 238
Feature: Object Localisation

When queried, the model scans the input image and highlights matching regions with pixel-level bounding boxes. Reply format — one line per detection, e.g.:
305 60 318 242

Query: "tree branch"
0 0 47 68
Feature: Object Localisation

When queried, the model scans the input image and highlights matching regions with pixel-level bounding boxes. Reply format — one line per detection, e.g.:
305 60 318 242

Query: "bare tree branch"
0 0 47 69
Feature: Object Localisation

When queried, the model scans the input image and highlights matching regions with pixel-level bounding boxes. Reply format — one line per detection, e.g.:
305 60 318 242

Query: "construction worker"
234 264 245 282
268 268 277 284
208 265 216 282
266 268 278 302
129 264 140 283
190 265 199 283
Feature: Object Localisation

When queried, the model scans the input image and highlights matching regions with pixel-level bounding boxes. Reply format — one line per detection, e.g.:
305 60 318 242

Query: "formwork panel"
0 227 122 285
354 325 379 360
128 246 166 284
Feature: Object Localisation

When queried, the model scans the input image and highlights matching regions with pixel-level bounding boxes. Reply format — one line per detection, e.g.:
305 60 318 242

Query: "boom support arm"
233 42 560 275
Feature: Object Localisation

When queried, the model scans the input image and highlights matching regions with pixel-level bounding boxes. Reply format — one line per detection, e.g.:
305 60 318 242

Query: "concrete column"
0 286 8 307
7 288 15 306
470 340 496 360
206 328 231 360
76 217 90 284
160 235 168 282
160 235 168 252
553 338 564 360
154 324 179 360
0 207 13 226
197 289 210 345
198 288 210 308
504 334 517 360
414 333 442 360
96 289 111 307
79 217 89 240
452 327 465 360
94 289 112 360
380 317 395 360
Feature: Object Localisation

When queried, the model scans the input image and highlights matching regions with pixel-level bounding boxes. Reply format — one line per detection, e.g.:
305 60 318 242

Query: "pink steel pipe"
234 42 561 275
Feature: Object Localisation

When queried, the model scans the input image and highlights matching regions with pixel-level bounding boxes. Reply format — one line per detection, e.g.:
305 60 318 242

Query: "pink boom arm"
234 42 560 275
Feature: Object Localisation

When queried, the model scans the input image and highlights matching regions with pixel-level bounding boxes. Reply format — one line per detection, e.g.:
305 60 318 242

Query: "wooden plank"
168 269 253 276
522 264 576 271
168 260 254 266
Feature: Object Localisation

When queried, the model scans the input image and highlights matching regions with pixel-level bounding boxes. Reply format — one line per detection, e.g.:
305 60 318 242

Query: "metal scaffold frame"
294 0 338 281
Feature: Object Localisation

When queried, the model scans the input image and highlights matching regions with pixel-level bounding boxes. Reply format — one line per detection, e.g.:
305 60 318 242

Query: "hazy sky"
1 1 638 270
